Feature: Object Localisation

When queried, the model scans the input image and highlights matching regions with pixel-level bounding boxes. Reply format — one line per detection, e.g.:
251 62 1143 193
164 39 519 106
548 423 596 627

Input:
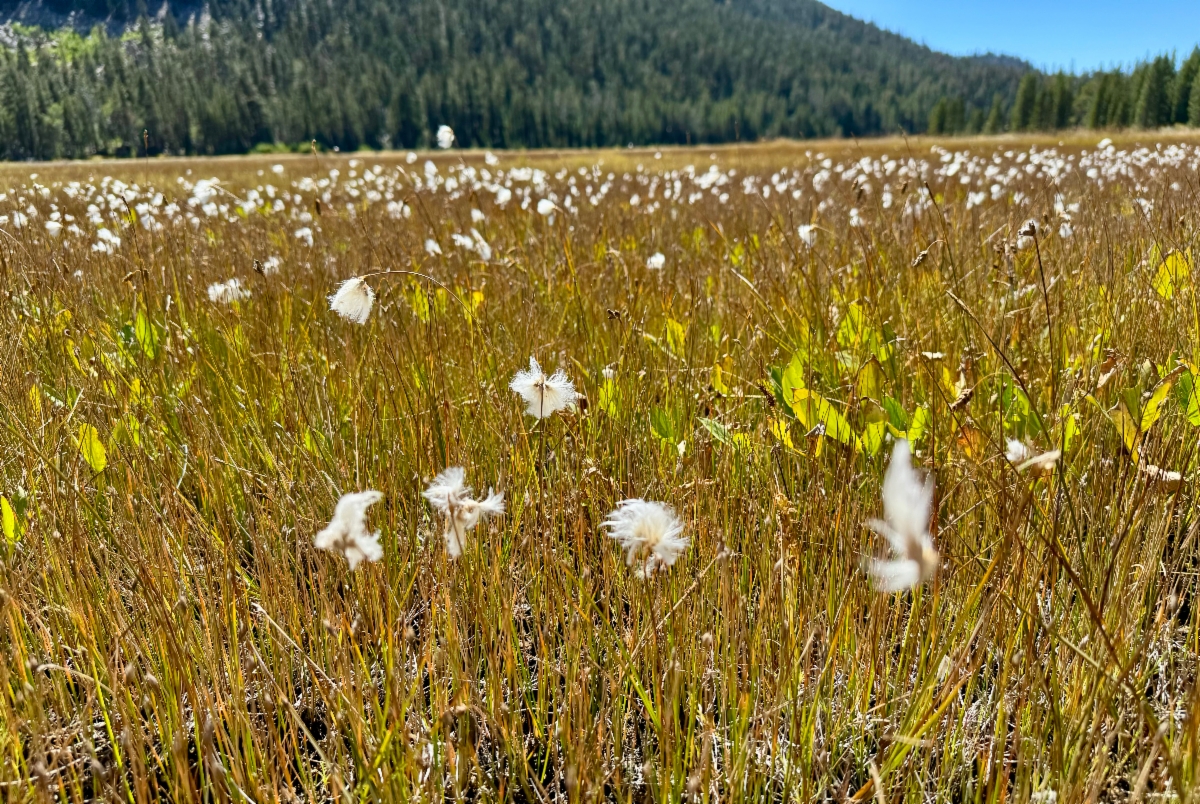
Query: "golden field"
2 133 1200 801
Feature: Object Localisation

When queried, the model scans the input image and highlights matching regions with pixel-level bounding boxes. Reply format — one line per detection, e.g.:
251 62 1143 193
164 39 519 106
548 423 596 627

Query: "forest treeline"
0 0 1190 159
928 52 1200 135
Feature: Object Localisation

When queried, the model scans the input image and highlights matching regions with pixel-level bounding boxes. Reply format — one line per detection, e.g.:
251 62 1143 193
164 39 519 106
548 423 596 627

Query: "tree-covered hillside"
0 0 1032 158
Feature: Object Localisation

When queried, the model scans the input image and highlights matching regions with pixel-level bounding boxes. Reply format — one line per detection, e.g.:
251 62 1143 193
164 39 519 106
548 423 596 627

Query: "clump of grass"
0 137 1198 801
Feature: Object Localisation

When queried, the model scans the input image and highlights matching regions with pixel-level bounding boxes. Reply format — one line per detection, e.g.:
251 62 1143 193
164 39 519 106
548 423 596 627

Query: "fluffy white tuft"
207 277 250 304
866 440 939 592
314 490 384 570
509 357 577 419
328 277 375 324
436 125 456 150
603 498 689 577
422 467 505 559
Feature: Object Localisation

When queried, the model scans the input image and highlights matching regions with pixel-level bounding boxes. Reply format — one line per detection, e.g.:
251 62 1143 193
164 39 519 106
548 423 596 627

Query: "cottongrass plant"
510 356 577 419
314 490 385 570
328 276 376 324
604 499 689 577
866 440 939 592
1006 439 1062 474
422 468 505 559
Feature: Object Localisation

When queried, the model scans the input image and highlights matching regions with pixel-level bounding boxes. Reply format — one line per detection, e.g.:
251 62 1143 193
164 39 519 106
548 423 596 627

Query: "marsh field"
3 131 1200 801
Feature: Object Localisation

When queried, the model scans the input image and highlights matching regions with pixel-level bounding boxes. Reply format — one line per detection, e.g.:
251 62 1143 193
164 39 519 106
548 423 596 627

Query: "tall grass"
1 136 1198 801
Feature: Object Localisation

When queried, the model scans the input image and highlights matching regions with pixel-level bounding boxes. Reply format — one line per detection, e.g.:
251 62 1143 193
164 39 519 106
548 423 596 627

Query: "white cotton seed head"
314 490 384 570
422 467 505 559
866 440 938 592
436 125 455 150
1005 439 1031 465
646 252 665 270
536 198 556 216
207 277 250 304
329 277 375 324
604 498 688 577
510 357 577 419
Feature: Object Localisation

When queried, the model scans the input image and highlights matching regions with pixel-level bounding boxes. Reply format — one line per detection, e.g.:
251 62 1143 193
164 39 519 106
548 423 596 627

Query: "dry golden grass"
1 135 1199 801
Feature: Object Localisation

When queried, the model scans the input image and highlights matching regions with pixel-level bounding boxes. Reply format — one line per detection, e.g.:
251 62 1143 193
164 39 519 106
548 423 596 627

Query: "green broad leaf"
698 417 732 446
78 424 108 473
1140 365 1186 433
1061 407 1080 454
791 389 855 445
135 311 158 359
1152 250 1191 300
1110 399 1142 460
907 406 931 444
598 379 618 416
1176 369 1200 426
780 350 807 408
882 396 910 432
856 357 885 401
665 318 687 355
1 497 16 543
835 302 867 350
650 407 675 442
860 419 888 456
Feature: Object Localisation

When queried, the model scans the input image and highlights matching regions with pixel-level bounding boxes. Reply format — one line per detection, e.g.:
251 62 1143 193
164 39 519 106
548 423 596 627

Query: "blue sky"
823 0 1200 72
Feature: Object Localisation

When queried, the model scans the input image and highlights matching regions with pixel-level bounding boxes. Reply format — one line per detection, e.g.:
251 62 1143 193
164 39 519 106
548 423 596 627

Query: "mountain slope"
0 0 1031 158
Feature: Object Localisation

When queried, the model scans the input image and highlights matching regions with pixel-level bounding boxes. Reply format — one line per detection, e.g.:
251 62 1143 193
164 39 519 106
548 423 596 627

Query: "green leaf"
650 407 675 442
78 424 107 473
1152 250 1191 299
791 389 855 445
698 417 732 446
1 497 16 543
907 406 931 444
1140 364 1186 433
860 420 888 456
780 350 807 408
1110 399 1141 461
1176 370 1200 426
598 379 618 416
665 318 686 355
882 396 910 431
134 311 158 359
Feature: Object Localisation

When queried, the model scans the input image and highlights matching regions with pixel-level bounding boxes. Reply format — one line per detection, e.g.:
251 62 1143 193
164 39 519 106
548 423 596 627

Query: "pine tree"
1175 48 1200 124
1010 73 1038 131
1135 56 1174 129
983 93 1004 133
